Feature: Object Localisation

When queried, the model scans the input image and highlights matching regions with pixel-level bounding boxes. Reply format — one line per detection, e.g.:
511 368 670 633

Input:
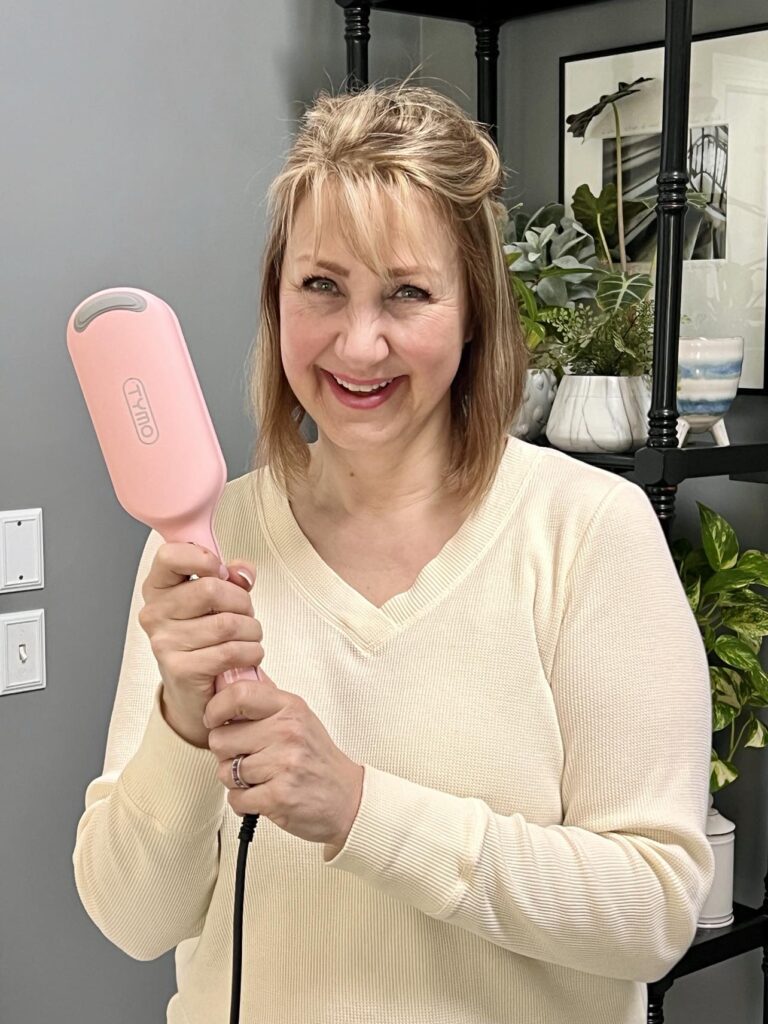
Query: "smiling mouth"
321 368 405 405
323 370 401 389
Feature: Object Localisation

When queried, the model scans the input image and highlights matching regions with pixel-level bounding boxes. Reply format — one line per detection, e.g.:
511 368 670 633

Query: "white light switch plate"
0 610 46 695
0 509 44 593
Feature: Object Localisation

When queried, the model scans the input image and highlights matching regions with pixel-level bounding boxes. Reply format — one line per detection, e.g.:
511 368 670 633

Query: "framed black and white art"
560 24 768 394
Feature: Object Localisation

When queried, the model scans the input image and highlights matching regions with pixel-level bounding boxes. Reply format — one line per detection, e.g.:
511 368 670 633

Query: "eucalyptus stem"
611 101 628 273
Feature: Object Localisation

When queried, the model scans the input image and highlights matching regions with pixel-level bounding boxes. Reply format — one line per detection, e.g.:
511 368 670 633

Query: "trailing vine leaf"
711 666 742 710
738 550 768 586
721 605 768 645
702 567 763 599
698 502 739 571
714 635 764 674
684 575 701 614
746 666 768 706
745 718 768 748
713 701 739 731
711 753 739 791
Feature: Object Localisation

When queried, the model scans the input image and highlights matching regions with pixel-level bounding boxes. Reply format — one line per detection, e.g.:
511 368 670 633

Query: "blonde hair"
245 74 529 519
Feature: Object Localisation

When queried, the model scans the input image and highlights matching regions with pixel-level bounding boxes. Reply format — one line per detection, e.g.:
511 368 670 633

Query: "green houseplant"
566 78 654 273
537 79 659 453
541 273 654 379
671 503 768 792
672 501 768 928
503 202 601 381
501 202 604 441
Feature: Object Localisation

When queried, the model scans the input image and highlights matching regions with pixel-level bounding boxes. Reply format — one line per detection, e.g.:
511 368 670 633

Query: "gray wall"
422 2 768 1021
3 1 766 1022
0 3 418 1021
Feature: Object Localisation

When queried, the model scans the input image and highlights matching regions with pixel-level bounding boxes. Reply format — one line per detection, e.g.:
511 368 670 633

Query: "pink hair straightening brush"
66 286 258 714
67 286 261 1024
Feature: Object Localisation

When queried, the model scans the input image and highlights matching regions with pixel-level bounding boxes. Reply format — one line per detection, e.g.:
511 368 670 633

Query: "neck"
300 436 456 521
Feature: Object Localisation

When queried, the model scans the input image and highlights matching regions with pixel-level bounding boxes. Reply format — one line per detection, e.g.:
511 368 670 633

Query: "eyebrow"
297 256 436 279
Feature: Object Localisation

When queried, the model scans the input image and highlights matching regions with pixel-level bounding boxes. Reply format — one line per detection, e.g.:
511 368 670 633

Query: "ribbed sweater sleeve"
72 529 226 961
324 480 715 983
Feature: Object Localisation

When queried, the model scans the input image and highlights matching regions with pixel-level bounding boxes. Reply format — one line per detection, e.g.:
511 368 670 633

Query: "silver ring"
231 754 251 790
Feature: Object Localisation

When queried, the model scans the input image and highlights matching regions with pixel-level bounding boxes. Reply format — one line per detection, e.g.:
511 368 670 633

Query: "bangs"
300 170 447 287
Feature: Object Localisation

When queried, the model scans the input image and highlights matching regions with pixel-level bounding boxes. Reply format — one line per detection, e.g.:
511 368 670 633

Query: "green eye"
301 276 335 293
301 276 430 300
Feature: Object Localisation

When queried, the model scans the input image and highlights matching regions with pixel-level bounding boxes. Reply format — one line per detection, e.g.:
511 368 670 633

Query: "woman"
73 80 714 1024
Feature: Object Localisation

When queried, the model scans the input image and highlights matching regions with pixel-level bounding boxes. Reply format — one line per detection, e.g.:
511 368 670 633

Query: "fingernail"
236 569 254 587
218 564 229 580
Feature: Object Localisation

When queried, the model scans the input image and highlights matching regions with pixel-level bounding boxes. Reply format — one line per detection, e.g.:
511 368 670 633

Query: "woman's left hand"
204 673 363 852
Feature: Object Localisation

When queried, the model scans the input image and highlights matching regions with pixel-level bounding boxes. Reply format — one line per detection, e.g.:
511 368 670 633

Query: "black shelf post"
474 21 500 146
645 0 692 535
341 2 371 91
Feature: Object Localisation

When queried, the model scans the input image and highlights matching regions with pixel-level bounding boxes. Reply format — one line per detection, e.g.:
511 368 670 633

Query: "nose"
334 314 390 370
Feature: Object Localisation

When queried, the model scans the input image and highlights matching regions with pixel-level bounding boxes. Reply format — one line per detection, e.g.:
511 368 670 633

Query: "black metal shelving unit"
334 1 768 1021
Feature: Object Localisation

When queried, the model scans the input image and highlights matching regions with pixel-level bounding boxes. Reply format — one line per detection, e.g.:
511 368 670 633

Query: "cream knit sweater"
72 434 714 1023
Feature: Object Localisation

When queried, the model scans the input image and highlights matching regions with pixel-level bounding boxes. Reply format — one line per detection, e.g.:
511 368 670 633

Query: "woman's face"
278 191 471 454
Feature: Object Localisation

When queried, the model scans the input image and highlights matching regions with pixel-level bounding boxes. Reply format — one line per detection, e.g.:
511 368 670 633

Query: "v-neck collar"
252 435 535 648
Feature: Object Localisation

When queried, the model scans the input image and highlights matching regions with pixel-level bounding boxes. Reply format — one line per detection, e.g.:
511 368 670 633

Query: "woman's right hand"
137 542 263 747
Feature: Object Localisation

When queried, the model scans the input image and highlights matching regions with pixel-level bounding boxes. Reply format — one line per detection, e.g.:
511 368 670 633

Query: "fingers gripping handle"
185 534 260 723
218 668 259 723
186 570 258 724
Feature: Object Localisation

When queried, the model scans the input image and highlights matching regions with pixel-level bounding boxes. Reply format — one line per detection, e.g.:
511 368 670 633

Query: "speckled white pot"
509 369 559 442
545 374 651 454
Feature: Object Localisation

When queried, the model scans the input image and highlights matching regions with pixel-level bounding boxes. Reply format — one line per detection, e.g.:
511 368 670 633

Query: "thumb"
225 563 256 590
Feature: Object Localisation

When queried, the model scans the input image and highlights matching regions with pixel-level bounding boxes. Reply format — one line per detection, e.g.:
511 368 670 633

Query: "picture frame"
560 24 768 394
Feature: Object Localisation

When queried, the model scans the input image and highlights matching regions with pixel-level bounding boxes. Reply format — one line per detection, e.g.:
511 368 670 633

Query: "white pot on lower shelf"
697 794 735 929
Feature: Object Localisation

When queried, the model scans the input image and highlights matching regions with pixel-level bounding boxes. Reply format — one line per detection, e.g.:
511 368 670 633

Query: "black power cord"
230 812 259 1024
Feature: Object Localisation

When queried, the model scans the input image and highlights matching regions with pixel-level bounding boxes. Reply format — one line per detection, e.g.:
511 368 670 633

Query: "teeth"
333 375 392 393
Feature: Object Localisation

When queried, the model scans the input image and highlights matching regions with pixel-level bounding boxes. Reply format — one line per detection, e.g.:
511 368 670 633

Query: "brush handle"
166 515 259 721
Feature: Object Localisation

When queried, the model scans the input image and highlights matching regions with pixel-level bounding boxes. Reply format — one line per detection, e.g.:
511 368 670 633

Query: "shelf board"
657 902 768 984
336 0 608 24
529 437 768 485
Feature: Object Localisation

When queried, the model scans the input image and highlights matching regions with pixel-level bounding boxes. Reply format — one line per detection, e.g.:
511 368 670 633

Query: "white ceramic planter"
697 794 735 929
545 374 651 454
509 369 559 442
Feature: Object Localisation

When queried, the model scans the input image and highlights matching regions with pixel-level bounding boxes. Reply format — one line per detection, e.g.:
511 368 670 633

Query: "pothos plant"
671 503 768 793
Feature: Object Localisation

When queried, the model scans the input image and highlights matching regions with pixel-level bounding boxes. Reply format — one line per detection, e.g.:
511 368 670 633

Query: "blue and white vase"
677 337 744 447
